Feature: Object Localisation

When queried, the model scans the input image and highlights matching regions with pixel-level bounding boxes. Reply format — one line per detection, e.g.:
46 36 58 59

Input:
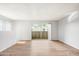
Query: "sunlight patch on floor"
16 41 26 44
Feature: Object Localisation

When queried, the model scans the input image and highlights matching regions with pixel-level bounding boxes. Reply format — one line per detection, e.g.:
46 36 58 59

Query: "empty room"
0 3 79 56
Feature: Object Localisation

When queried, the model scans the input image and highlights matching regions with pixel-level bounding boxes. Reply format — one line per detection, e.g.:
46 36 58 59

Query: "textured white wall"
0 15 17 52
58 11 79 49
0 31 17 52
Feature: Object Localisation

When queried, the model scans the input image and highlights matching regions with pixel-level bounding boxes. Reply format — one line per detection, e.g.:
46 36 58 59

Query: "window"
5 21 12 31
0 20 12 31
32 24 48 31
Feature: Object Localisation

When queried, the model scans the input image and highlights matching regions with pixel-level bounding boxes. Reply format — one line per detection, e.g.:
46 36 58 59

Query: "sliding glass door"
32 23 48 39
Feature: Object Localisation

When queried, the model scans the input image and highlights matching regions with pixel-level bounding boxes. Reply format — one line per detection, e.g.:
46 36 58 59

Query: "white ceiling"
0 3 79 21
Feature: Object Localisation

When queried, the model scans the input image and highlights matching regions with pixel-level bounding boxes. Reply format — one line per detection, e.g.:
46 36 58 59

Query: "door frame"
30 23 52 40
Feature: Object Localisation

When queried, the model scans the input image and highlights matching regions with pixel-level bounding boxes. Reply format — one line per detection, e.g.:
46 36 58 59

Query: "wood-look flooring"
0 40 79 56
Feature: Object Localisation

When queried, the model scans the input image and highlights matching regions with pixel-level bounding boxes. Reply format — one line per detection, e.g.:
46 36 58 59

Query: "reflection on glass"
32 24 48 31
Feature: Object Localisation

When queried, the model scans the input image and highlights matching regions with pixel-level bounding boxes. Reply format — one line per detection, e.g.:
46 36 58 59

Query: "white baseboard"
0 41 17 52
59 40 79 49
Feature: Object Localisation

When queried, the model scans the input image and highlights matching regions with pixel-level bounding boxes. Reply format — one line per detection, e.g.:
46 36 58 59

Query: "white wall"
58 18 66 41
51 22 58 40
0 15 17 52
58 11 79 49
13 21 32 40
48 24 52 40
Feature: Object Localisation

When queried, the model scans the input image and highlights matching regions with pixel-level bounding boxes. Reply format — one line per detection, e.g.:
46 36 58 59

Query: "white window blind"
0 20 12 31
5 21 12 31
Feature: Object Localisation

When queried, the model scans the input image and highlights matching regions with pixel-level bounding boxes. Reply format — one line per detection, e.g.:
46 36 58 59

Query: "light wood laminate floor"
0 40 79 56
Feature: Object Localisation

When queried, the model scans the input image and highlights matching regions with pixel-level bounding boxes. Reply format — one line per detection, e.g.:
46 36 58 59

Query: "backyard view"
32 24 48 39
